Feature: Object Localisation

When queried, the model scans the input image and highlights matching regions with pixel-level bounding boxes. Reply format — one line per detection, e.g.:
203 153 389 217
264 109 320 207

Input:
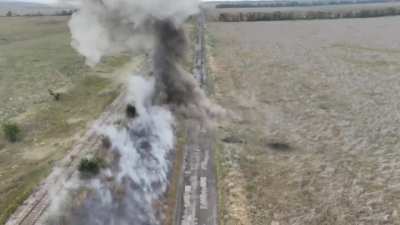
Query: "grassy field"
0 2 72 16
0 16 132 224
207 16 400 225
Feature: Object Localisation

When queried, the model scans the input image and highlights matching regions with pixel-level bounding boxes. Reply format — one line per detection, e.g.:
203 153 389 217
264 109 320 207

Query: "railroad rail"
175 11 218 225
5 92 127 225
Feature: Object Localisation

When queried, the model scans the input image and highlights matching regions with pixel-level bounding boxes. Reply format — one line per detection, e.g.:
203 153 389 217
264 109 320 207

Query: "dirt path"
174 12 218 225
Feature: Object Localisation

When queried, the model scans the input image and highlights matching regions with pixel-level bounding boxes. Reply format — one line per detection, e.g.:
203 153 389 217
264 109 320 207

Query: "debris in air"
48 89 61 101
126 104 137 118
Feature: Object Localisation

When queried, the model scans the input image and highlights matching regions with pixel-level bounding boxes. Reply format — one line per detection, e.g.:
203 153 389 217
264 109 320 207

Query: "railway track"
175 11 218 225
5 91 127 225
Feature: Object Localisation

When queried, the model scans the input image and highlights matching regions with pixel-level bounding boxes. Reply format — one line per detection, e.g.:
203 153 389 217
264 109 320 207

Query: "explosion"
43 0 223 224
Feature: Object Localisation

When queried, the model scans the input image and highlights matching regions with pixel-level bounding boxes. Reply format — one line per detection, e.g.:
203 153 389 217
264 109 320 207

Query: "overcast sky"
1 0 248 3
0 0 233 1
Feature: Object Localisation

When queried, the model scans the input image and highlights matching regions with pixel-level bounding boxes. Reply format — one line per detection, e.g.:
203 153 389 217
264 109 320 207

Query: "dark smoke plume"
153 20 196 105
152 19 223 124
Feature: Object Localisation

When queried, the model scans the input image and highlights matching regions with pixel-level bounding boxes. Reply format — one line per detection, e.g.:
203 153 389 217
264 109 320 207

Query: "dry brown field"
208 16 400 225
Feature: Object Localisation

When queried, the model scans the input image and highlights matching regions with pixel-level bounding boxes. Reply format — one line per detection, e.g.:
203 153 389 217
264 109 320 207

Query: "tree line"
4 9 75 17
216 0 400 8
218 6 400 21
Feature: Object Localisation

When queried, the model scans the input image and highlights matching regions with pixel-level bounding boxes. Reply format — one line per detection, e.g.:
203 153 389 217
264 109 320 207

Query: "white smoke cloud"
45 75 176 225
69 0 199 66
101 76 175 189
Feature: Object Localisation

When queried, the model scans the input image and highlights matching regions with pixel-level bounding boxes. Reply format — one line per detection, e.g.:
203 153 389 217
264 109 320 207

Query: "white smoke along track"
87 76 175 225
46 76 176 225
102 76 175 191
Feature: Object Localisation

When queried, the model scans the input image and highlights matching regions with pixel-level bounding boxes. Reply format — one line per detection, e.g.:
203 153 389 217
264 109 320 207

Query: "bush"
2 123 21 143
78 157 104 177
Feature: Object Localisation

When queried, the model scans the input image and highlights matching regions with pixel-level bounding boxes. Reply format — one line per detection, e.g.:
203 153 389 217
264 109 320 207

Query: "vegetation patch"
78 157 105 177
217 6 400 22
2 122 21 143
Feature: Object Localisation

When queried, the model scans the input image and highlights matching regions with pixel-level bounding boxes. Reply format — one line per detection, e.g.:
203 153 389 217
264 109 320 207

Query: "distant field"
208 16 400 225
0 16 135 224
0 2 72 16
207 2 400 20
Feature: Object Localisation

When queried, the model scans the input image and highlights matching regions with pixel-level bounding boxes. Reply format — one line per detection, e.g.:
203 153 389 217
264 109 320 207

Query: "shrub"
78 157 104 177
2 123 21 143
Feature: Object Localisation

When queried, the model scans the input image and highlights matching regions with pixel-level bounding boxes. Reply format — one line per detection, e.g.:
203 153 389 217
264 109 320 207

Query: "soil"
208 16 400 225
